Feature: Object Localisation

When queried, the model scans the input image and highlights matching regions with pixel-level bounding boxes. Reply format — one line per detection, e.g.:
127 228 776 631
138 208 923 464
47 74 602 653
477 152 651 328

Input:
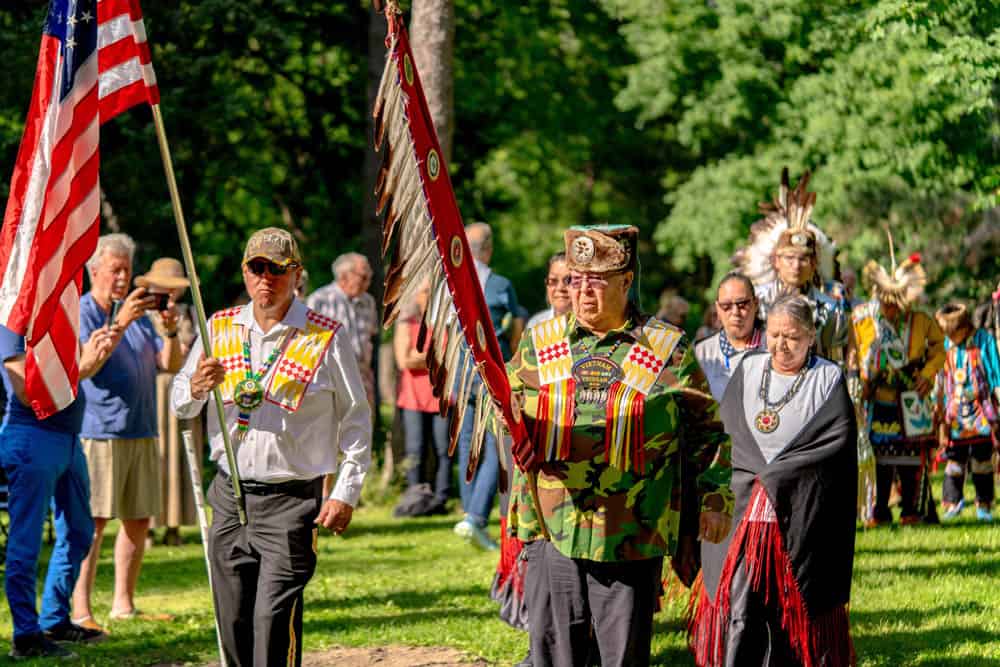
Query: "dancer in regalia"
933 302 1000 521
734 169 849 362
847 246 945 526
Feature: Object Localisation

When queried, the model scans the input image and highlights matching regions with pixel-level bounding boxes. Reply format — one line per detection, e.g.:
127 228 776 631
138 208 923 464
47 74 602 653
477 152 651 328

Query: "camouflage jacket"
507 312 733 562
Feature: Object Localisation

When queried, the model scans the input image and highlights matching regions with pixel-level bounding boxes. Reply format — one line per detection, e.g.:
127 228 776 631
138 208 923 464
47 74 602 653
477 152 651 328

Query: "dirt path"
178 645 491 666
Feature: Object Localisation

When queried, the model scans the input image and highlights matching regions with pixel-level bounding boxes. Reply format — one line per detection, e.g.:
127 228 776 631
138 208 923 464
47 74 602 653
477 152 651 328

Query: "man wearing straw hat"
171 227 372 667
138 258 201 546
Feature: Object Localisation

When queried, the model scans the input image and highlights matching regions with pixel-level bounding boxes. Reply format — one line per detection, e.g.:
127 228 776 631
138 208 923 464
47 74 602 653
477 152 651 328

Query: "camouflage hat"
242 227 302 267
564 225 638 274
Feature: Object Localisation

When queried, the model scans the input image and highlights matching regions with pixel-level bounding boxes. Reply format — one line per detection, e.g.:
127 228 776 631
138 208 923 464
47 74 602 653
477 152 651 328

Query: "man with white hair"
307 252 378 409
71 233 183 628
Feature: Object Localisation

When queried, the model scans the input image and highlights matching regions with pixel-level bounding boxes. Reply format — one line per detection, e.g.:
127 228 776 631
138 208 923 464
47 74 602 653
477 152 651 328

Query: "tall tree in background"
602 0 1000 302
410 0 456 163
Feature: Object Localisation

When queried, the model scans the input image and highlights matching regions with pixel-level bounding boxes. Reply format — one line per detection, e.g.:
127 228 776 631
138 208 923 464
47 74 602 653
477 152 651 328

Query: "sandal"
109 608 174 622
70 615 109 634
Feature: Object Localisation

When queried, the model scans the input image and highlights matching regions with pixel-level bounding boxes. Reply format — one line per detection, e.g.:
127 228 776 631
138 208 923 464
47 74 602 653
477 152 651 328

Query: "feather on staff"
373 2 536 475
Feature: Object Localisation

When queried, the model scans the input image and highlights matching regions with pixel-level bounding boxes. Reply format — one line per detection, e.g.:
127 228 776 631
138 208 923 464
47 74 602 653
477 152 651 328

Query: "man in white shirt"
171 228 371 667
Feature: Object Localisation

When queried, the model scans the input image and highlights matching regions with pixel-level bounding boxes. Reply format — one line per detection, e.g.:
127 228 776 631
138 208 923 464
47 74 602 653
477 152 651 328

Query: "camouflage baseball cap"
242 227 302 267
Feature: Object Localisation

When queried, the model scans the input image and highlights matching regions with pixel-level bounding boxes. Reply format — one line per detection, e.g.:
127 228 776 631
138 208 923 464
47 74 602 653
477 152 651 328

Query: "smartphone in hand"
106 299 123 328
148 292 170 311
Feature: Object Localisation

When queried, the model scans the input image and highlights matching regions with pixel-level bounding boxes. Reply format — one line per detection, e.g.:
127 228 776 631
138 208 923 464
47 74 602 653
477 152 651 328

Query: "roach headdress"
733 168 836 288
862 227 926 310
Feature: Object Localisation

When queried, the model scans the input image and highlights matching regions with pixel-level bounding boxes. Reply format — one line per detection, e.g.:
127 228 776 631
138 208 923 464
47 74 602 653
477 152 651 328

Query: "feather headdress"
733 168 836 287
372 2 534 478
863 227 926 309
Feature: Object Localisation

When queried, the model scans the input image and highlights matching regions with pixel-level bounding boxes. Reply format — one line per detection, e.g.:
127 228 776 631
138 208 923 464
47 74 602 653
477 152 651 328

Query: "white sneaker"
453 517 498 551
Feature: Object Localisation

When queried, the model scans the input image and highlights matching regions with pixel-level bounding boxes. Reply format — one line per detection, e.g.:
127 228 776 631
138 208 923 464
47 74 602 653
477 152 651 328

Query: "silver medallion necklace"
755 357 808 434
571 337 627 405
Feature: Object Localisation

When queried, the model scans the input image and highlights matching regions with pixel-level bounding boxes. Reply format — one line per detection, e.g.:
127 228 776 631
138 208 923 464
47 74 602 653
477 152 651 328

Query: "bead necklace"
234 327 296 435
754 357 808 434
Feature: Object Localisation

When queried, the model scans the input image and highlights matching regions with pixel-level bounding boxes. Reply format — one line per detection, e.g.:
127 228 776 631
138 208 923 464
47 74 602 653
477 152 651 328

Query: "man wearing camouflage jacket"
506 225 733 667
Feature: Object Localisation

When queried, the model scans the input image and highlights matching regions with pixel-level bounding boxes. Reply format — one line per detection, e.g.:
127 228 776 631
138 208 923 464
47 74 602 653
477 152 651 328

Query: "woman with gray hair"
690 295 858 666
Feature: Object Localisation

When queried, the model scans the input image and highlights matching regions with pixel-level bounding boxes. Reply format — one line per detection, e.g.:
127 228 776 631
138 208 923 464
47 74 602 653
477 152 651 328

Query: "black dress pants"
207 474 323 667
524 540 661 667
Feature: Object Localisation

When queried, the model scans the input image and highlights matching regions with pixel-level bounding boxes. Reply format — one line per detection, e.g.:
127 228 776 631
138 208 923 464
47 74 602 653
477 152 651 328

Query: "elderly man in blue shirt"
71 234 183 628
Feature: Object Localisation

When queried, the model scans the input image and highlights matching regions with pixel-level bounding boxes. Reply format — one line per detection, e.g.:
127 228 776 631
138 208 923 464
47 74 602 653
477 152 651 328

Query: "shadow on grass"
853 602 996 664
856 556 1000 579
309 583 491 612
342 515 463 539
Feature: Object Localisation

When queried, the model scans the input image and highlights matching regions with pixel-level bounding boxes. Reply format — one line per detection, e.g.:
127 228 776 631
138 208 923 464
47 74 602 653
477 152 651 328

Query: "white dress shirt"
171 299 372 506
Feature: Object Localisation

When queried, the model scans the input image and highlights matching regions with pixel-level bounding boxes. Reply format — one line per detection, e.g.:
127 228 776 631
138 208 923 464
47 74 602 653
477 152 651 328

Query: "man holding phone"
70 234 184 629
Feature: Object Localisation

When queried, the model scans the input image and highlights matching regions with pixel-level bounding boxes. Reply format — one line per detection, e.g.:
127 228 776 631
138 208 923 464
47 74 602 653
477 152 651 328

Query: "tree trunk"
409 0 455 163
402 0 456 491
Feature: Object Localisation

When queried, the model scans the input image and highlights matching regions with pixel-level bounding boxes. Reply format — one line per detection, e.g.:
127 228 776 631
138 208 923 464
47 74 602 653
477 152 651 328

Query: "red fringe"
688 484 856 667
534 385 550 456
560 378 575 460
496 517 525 595
632 387 645 472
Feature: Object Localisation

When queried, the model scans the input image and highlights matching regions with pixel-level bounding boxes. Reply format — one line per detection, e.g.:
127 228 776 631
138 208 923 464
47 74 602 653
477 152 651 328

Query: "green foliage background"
1 0 998 315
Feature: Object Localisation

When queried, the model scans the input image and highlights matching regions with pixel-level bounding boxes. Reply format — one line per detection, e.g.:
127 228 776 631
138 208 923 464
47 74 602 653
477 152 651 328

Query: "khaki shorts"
81 437 162 520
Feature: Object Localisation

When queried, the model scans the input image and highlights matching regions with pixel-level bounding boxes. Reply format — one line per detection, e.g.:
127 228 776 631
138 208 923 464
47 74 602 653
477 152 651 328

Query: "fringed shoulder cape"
690 354 858 667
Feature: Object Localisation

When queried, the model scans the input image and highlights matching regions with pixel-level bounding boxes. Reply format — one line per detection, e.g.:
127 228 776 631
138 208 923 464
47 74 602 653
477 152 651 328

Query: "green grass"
2 501 1000 665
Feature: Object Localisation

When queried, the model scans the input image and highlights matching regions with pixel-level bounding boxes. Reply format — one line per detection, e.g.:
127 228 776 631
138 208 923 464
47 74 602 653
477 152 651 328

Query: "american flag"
0 0 159 419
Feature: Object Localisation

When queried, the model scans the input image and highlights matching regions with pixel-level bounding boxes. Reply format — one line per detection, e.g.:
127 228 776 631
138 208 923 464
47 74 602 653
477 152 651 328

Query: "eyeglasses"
246 259 297 276
569 274 610 290
717 298 753 313
545 276 573 288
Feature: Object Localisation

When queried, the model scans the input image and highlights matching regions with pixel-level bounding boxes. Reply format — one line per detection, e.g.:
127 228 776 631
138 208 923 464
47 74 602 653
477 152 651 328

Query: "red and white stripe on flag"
0 0 159 419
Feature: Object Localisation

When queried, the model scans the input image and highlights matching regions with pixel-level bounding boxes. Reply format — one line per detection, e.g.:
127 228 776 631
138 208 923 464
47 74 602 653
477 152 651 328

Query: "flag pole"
181 430 228 667
150 103 247 525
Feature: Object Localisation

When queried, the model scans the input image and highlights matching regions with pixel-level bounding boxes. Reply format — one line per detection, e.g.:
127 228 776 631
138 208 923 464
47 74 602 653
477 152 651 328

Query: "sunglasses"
717 298 753 313
545 276 573 288
569 274 611 290
246 259 297 276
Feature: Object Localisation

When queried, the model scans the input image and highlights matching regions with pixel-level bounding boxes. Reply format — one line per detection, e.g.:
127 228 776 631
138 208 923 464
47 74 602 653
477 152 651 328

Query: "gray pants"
207 474 323 667
524 540 662 667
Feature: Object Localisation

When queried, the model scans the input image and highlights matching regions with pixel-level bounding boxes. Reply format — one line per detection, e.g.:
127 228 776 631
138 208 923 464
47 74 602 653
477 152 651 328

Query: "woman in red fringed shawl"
689 295 858 666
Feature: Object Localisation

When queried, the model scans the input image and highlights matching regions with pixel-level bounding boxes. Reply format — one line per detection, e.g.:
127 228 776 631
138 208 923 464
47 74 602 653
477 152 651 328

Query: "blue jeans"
401 409 451 504
0 425 93 638
456 403 499 528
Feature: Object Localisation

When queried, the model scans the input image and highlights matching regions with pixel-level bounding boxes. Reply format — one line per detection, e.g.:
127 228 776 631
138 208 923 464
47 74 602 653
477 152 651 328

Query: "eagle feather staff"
372 3 536 475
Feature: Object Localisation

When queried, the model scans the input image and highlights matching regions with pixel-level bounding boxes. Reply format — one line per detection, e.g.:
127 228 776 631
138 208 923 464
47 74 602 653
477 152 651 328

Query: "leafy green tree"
603 0 1000 303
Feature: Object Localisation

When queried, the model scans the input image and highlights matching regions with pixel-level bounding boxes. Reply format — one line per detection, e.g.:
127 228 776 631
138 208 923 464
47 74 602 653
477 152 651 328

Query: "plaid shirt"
306 283 377 403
